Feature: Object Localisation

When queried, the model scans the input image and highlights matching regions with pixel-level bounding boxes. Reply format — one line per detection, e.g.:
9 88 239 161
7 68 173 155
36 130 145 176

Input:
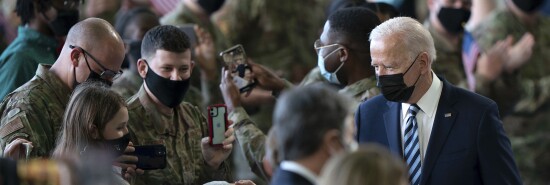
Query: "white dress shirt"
401 71 443 165
280 161 318 184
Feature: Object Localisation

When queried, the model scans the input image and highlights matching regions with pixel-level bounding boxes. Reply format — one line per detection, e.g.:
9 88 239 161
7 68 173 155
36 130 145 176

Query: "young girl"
53 81 134 184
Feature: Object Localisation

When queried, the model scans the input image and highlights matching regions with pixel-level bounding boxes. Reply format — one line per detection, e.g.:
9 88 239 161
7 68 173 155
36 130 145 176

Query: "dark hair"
15 0 51 24
273 83 353 161
141 25 190 60
327 7 381 50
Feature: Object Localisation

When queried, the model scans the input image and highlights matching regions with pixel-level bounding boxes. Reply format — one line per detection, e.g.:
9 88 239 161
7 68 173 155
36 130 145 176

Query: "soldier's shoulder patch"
0 117 24 139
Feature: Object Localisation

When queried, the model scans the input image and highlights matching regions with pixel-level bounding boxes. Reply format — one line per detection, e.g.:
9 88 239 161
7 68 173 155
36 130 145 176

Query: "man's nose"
170 70 183 81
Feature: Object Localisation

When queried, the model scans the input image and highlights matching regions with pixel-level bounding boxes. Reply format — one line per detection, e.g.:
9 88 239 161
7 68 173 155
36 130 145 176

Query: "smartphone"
219 44 256 93
178 24 198 58
207 104 229 147
129 145 167 170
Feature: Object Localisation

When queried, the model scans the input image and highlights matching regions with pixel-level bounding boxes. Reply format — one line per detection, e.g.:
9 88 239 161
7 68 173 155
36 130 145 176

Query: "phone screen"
208 105 228 146
219 45 256 93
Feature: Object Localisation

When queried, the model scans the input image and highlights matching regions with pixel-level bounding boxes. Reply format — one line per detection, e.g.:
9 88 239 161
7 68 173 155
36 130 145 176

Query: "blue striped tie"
404 104 422 185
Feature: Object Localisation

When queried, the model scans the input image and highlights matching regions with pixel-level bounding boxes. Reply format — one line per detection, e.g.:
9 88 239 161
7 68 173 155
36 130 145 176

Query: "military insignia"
0 117 24 138
445 113 452 117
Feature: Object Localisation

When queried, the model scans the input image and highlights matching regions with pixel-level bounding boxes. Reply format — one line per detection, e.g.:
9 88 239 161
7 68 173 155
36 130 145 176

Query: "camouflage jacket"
0 64 71 158
127 85 232 185
472 9 550 115
424 20 467 88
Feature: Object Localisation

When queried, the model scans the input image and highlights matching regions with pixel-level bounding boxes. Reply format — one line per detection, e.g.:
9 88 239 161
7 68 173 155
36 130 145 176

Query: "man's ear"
323 129 343 156
89 124 99 140
339 48 349 62
70 48 81 67
419 52 431 75
137 59 148 78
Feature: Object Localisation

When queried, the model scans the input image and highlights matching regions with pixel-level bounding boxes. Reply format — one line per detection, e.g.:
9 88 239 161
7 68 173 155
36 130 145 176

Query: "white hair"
369 17 437 63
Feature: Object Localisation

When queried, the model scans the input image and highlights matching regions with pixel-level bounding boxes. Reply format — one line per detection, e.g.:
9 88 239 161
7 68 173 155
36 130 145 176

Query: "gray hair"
272 83 354 162
369 17 436 62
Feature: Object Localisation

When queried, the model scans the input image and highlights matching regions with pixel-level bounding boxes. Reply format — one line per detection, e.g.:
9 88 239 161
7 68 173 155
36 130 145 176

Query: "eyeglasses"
69 45 123 80
313 39 343 55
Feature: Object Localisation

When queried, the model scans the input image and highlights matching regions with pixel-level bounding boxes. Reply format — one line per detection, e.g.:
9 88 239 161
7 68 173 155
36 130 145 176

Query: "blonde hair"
53 81 126 159
369 16 436 63
319 144 408 185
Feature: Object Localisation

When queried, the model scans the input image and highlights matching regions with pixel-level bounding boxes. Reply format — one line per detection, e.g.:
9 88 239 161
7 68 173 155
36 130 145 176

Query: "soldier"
219 7 378 180
161 0 230 107
0 0 81 99
126 25 234 184
423 0 472 87
471 0 550 183
0 18 126 158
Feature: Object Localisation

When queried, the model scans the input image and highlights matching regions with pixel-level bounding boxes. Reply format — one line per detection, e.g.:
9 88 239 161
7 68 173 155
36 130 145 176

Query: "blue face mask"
318 48 345 84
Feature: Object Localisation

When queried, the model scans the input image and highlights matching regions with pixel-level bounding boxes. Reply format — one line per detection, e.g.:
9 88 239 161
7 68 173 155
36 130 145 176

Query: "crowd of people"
0 0 549 184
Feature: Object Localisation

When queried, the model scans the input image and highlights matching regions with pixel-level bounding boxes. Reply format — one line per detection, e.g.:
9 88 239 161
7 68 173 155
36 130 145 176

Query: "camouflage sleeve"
471 11 510 53
0 95 55 158
233 117 269 181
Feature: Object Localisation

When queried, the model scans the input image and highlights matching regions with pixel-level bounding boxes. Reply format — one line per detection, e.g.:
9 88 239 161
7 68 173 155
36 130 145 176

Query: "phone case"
207 104 228 147
130 144 167 170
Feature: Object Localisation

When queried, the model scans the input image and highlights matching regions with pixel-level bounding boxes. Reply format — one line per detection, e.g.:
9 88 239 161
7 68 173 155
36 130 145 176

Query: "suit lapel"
420 80 458 185
384 101 403 156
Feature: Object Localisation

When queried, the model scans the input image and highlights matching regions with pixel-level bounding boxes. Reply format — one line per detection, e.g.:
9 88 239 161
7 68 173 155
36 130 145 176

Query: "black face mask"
437 7 471 34
101 134 130 157
512 0 545 13
197 0 226 15
72 63 112 89
144 61 190 108
49 9 79 37
377 54 422 103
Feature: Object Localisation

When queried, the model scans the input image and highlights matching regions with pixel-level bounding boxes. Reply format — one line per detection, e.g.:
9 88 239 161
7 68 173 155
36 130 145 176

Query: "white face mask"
317 48 344 84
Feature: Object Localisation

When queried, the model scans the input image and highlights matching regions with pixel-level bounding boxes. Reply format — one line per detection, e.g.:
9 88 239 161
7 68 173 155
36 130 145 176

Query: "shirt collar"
339 77 377 99
280 161 318 184
402 71 443 118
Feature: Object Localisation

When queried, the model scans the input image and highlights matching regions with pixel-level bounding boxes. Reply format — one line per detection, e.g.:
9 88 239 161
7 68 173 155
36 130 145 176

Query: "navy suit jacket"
270 168 314 185
355 78 522 185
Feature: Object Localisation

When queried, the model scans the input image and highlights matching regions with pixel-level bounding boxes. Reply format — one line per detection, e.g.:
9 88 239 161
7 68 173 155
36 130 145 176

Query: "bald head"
64 18 125 70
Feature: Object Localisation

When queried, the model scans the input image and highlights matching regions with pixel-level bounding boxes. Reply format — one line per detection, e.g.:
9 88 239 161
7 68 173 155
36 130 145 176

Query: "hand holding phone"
219 45 256 93
208 105 229 147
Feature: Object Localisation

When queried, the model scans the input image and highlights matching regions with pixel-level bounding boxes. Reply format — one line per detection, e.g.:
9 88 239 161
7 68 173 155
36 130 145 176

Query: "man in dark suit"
355 17 522 185
269 84 356 185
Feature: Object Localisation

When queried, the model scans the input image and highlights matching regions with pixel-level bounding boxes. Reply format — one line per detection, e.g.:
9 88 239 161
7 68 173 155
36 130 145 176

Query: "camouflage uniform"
0 64 71 158
472 9 550 184
111 69 204 110
126 85 232 185
230 76 378 180
424 20 467 88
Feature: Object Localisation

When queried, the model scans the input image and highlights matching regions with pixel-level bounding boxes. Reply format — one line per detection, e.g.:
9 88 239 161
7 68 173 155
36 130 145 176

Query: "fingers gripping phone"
208 105 229 147
129 145 167 170
219 44 256 93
